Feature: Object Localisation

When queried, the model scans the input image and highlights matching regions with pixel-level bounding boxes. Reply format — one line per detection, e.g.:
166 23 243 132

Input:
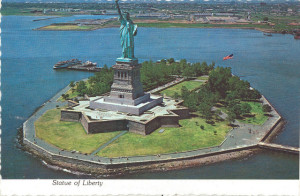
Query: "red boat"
293 29 300 40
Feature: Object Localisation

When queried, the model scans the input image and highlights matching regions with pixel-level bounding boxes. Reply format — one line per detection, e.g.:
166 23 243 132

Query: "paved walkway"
148 77 184 94
23 81 295 167
91 131 128 155
211 107 228 120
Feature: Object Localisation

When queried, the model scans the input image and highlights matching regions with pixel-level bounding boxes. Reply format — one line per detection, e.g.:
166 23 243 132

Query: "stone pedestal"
89 59 163 115
106 60 145 105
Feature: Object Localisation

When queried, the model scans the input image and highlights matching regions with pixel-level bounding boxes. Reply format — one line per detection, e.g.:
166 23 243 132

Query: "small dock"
258 142 300 154
67 65 102 72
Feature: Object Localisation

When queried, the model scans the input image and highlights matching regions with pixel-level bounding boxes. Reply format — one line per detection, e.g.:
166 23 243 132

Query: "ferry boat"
82 61 97 67
53 59 82 69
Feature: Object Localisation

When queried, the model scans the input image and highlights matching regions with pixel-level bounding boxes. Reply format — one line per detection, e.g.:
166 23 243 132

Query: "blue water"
1 15 299 179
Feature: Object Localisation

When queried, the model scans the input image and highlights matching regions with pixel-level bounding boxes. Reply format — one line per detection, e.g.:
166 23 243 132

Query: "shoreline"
32 20 294 36
22 140 261 178
21 120 288 178
20 76 298 177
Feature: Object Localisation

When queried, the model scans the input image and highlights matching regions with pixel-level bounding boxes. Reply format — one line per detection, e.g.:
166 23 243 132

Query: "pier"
67 65 102 72
258 142 300 154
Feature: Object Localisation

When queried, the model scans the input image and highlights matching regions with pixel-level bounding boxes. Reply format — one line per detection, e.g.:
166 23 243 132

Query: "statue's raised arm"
115 0 138 61
115 0 123 21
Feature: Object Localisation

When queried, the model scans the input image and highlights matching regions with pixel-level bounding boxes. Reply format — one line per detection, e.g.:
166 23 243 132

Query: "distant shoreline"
33 20 289 35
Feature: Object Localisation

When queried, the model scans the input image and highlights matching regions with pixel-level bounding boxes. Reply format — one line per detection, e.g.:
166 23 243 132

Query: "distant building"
260 2 267 6
136 13 169 19
215 13 235 17
191 13 213 21
206 16 237 23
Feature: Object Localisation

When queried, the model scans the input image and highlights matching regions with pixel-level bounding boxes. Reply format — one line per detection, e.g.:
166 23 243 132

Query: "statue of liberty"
115 0 137 61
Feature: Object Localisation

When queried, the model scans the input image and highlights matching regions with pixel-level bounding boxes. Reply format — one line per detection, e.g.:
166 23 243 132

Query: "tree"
69 81 75 88
183 92 198 112
263 17 269 21
225 91 239 103
182 65 195 77
77 81 87 96
173 92 180 99
208 61 215 71
160 59 166 64
193 62 203 76
248 89 261 100
102 64 109 72
263 104 272 113
198 102 213 120
167 58 175 64
240 103 252 115
227 111 236 124
208 66 232 98
231 104 242 117
181 86 190 100
200 62 210 75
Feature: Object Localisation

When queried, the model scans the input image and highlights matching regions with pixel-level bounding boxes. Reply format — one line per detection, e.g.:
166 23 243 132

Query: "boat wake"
41 160 91 177
14 115 26 120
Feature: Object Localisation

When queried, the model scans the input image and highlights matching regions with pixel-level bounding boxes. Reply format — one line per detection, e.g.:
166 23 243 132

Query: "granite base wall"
170 108 190 119
61 104 187 135
127 121 145 135
80 114 89 134
61 110 82 122
159 115 179 127
145 118 164 135
128 115 179 135
88 120 128 134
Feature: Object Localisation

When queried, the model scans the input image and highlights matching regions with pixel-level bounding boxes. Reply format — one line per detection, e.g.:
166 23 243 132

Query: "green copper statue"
115 0 138 61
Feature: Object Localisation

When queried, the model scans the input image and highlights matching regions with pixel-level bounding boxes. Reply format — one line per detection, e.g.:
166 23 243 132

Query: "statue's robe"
119 16 137 59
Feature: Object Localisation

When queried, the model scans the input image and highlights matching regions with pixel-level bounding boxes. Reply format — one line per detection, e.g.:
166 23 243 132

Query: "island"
20 1 299 177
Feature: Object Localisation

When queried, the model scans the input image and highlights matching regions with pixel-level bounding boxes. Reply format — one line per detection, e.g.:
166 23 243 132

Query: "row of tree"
76 65 114 97
141 59 215 90
180 66 262 123
72 58 214 97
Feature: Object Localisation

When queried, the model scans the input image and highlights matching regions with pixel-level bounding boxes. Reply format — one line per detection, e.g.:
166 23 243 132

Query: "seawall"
22 80 298 177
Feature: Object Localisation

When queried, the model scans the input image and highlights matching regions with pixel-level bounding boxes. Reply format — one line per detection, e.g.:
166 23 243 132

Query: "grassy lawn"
252 14 300 32
238 101 268 125
57 87 79 102
97 114 231 158
196 76 209 80
57 81 91 102
160 80 204 97
38 24 95 31
136 22 271 30
35 109 122 154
